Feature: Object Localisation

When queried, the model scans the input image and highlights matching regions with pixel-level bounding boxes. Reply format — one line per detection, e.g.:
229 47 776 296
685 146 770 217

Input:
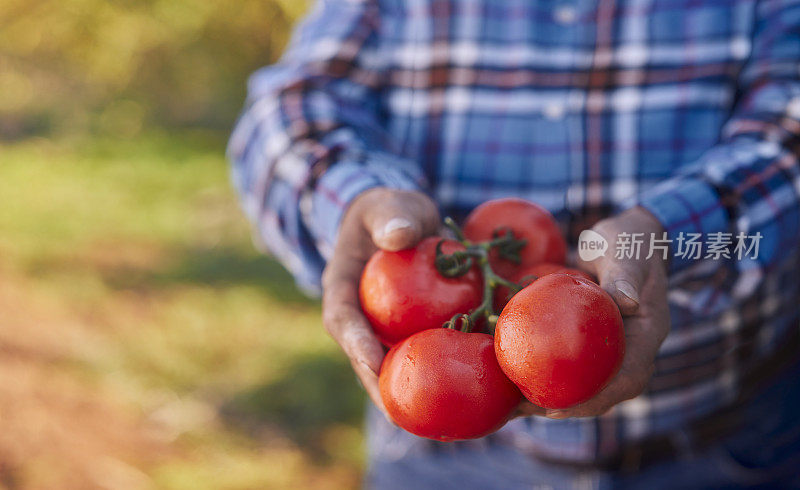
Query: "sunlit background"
1 2 369 488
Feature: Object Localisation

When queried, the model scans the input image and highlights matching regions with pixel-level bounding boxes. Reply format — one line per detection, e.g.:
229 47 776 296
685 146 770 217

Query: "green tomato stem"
437 216 529 335
443 216 468 244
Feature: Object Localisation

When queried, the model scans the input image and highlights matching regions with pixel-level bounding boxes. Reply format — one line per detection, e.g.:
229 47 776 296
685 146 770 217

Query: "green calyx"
435 217 529 334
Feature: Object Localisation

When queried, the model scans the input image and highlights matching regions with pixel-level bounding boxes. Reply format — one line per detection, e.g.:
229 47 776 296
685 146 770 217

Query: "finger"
595 257 647 316
322 264 385 374
512 401 547 418
322 251 388 412
321 244 385 367
351 357 386 413
577 250 643 315
362 192 440 251
322 279 388 412
545 314 664 419
546 362 654 419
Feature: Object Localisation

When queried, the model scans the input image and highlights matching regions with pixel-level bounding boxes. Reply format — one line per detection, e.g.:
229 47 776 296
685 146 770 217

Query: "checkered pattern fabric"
229 0 800 462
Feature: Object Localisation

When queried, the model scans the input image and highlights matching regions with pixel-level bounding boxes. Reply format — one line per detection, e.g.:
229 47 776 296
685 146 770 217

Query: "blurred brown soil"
0 267 167 490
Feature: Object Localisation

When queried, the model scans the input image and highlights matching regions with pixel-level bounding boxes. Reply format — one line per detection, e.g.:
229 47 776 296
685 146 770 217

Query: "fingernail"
615 280 639 305
358 359 379 378
546 410 569 419
380 217 414 238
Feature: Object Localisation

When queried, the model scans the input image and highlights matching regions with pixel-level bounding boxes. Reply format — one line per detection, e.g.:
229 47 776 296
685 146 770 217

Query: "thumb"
363 191 440 251
597 260 645 316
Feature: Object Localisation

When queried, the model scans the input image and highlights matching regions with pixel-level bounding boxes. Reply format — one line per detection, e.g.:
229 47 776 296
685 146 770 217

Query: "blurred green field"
0 131 366 489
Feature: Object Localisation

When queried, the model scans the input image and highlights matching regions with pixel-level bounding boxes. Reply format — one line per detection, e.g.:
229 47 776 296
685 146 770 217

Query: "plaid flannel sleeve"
227 0 426 294
638 0 800 274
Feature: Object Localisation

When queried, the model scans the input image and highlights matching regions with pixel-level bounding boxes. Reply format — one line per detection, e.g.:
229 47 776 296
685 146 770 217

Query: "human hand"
516 206 671 419
321 188 440 413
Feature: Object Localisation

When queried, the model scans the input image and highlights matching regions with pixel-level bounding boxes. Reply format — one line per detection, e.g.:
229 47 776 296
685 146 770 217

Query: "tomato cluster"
359 198 625 441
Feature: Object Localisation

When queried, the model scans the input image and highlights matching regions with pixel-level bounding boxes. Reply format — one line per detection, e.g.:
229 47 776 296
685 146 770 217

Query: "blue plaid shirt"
229 0 800 463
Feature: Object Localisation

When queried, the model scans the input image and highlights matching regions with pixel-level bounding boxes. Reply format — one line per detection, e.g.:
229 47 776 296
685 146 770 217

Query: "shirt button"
554 5 577 24
543 102 566 120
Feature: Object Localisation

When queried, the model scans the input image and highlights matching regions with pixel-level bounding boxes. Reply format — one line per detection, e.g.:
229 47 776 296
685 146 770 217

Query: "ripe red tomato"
462 198 566 279
360 237 482 346
494 263 596 312
495 273 625 409
379 328 522 441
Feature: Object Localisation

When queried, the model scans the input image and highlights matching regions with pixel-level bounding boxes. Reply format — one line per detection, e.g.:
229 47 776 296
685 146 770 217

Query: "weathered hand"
321 188 439 413
553 206 670 418
517 206 671 419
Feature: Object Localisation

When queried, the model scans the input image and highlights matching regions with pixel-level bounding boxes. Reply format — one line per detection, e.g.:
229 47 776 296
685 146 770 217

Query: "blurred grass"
0 0 368 487
0 131 366 489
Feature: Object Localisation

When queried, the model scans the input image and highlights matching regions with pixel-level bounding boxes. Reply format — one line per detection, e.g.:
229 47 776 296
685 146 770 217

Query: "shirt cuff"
637 177 730 273
310 158 425 255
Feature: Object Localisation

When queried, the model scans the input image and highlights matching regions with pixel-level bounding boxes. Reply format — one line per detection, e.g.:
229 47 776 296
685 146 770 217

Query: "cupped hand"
517 206 671 419
321 188 440 412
